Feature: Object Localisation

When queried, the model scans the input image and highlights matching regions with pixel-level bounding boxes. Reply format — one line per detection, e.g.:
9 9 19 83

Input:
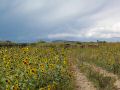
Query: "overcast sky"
0 0 120 42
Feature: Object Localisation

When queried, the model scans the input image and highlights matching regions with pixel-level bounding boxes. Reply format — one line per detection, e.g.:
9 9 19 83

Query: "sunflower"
23 58 29 65
30 68 37 74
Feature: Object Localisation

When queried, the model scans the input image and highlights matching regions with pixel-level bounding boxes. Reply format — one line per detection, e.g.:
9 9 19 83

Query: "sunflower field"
0 44 73 90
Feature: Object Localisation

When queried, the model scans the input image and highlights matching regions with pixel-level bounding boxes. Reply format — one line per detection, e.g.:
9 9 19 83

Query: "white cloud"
79 21 120 38
48 33 82 39
80 0 120 39
48 21 120 39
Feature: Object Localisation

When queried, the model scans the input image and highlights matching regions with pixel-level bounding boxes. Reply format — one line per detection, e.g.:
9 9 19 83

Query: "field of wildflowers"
76 43 120 75
0 44 73 90
1 42 120 90
73 43 120 90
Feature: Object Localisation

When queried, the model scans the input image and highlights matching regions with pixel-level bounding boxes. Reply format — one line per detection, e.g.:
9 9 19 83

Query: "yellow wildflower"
6 79 11 84
47 85 51 90
39 87 45 90
30 68 37 74
49 64 54 69
23 58 29 65
13 84 19 90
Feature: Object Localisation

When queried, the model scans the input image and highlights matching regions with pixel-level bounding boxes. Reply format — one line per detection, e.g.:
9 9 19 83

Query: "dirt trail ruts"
84 62 120 90
71 63 96 90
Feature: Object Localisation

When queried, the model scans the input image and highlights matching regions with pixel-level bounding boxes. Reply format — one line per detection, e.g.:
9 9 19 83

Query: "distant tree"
97 40 99 43
6 40 12 43
38 40 46 43
97 40 107 43
76 42 82 44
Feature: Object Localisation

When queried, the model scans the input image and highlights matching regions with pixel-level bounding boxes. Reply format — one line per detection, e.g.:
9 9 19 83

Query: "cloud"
4 0 108 25
84 1 120 39
48 33 82 39
0 0 120 42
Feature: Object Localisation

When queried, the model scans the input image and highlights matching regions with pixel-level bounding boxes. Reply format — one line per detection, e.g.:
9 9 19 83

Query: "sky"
0 0 120 42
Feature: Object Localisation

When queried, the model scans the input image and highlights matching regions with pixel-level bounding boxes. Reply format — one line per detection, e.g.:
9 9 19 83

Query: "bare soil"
71 63 96 90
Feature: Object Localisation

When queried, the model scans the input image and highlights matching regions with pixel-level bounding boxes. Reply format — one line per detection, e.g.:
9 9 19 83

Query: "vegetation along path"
69 58 96 90
84 62 120 90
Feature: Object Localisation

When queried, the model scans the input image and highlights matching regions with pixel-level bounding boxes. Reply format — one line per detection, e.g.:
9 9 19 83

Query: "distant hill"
0 40 15 44
52 39 76 42
0 40 29 47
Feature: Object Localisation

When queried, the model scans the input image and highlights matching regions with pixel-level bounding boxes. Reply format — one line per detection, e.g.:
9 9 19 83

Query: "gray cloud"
0 0 120 42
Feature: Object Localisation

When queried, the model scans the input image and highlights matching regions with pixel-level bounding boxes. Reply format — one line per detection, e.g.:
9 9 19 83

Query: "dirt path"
71 63 96 90
84 62 120 90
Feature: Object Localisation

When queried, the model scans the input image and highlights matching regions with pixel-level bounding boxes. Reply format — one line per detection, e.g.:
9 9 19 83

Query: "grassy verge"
78 63 117 90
